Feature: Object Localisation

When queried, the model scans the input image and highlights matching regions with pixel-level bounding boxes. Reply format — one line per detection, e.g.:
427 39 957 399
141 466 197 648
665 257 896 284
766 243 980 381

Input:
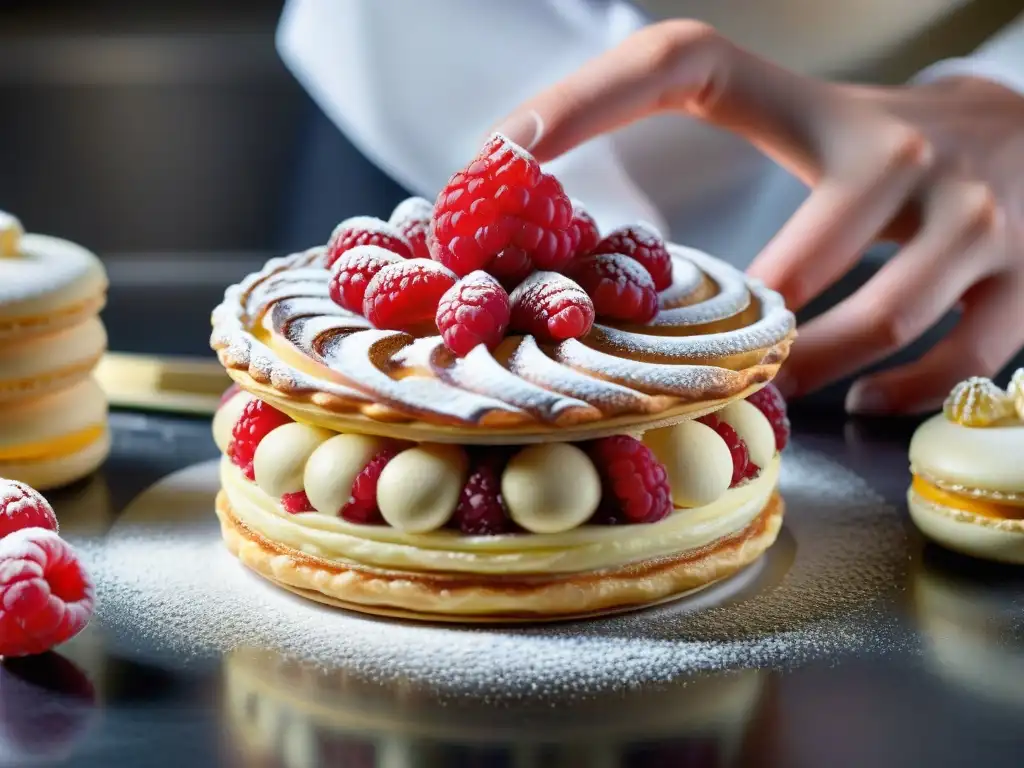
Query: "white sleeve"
912 12 1024 96
276 0 669 233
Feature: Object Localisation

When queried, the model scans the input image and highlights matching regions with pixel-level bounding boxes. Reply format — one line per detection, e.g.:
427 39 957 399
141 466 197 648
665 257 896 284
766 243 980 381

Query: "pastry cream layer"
911 476 1024 520
0 425 106 462
0 316 106 386
220 455 780 575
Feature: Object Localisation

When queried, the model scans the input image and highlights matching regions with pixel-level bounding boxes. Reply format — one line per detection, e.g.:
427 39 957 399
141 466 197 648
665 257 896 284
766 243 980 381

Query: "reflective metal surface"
3 403 1017 768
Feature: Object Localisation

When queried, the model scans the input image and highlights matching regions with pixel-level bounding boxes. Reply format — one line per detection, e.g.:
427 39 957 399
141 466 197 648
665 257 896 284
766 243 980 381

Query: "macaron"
908 375 1024 564
0 212 110 488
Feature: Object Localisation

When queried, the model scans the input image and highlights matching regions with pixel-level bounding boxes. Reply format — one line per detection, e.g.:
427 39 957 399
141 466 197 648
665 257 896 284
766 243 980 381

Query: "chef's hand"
494 21 1024 414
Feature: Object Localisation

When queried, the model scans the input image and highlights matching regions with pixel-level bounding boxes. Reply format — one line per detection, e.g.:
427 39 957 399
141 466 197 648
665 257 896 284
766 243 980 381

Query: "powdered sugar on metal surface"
71 444 907 698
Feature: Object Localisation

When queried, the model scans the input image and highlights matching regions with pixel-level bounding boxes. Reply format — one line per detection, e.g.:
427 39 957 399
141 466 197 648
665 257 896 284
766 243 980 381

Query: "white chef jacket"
277 1 1024 267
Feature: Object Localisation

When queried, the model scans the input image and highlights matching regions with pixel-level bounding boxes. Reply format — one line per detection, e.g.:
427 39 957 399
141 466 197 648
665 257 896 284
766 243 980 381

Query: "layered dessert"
0 212 110 489
908 374 1024 563
210 136 795 620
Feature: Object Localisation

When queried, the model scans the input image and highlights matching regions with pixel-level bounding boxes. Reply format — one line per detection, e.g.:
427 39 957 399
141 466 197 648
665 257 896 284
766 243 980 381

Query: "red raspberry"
0 528 94 657
324 216 412 268
328 245 402 313
228 399 293 481
0 480 58 540
340 449 399 524
389 197 433 260
363 258 457 331
569 201 601 257
699 414 758 487
436 271 511 356
567 253 658 324
487 247 534 290
452 455 514 535
429 134 576 275
747 383 791 452
281 491 315 514
591 224 673 291
509 272 595 342
586 436 672 524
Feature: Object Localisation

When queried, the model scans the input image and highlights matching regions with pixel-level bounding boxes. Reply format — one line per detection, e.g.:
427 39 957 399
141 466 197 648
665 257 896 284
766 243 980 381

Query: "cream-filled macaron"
908 375 1024 564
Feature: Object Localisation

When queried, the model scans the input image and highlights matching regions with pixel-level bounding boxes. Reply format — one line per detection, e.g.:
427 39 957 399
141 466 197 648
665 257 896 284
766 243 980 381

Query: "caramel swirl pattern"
211 245 795 429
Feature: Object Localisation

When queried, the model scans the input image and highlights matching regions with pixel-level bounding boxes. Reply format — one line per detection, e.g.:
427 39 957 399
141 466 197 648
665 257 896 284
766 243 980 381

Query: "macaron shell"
0 377 108 454
909 414 1024 494
0 234 107 324
908 487 1024 564
0 316 107 401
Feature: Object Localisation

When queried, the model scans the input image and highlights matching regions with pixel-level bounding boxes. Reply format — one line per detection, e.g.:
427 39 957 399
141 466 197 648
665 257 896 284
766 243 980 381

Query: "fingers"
493 20 839 178
846 272 1024 414
777 179 1004 399
747 125 932 310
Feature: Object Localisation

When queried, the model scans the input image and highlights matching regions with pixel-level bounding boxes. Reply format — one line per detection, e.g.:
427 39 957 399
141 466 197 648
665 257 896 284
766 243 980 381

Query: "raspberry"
747 383 791 452
0 528 94 657
591 224 673 291
340 449 399 524
219 383 242 407
228 399 293 481
569 200 601 257
429 134 575 275
0 480 58 540
436 271 511 356
452 454 514 535
509 271 595 342
567 253 658 324
699 414 758 486
363 258 457 331
586 436 672 524
488 247 534 290
324 216 412 268
281 491 315 514
328 245 403 314
389 197 433 260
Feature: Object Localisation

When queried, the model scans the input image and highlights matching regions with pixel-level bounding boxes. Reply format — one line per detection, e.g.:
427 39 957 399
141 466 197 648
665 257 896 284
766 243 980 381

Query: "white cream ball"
212 389 253 454
718 399 776 470
304 433 393 516
376 444 468 533
501 443 601 534
252 422 333 497
643 420 732 507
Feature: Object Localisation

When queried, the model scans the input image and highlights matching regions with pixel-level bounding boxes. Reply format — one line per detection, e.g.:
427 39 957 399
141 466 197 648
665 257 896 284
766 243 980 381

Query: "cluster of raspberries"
324 134 675 357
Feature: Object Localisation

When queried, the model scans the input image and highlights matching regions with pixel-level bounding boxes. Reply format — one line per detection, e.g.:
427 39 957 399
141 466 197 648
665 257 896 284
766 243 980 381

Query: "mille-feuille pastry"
908 374 1024 564
210 135 795 621
0 212 110 489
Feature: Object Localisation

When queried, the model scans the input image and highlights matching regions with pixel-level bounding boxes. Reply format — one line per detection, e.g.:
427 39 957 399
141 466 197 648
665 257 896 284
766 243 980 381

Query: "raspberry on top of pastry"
908 373 1024 564
210 135 796 621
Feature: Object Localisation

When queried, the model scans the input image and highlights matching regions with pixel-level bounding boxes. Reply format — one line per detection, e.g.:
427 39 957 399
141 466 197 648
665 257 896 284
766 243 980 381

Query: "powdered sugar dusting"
650 248 750 327
72 444 907 697
330 216 406 242
388 197 433 227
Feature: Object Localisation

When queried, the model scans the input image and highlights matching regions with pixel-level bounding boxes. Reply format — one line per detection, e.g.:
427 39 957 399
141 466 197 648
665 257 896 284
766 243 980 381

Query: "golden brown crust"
215 490 784 622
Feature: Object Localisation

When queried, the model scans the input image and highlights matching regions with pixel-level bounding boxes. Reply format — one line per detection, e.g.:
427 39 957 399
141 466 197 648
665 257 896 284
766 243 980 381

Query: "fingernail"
492 109 545 151
845 381 889 415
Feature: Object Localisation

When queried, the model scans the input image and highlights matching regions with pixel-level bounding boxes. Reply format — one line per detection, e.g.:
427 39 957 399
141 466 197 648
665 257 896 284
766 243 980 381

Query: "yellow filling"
0 425 105 462
912 476 1024 520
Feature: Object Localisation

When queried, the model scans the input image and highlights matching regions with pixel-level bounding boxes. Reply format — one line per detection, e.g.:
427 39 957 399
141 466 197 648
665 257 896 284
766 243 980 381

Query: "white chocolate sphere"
718 399 775 470
304 433 393 516
212 389 253 454
501 443 601 534
376 444 468 533
643 420 732 507
253 422 332 497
